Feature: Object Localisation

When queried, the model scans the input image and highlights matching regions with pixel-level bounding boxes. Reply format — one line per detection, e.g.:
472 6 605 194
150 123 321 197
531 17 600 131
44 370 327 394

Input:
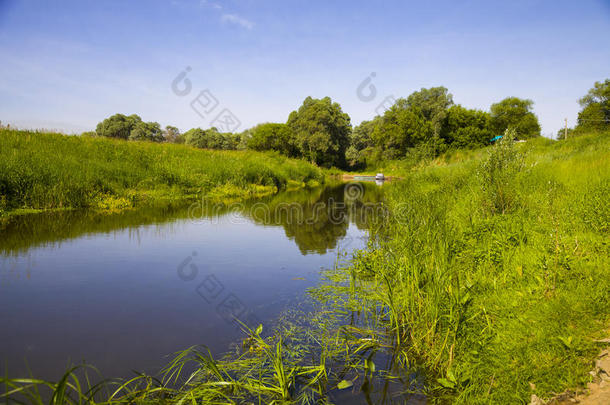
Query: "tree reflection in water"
0 182 386 256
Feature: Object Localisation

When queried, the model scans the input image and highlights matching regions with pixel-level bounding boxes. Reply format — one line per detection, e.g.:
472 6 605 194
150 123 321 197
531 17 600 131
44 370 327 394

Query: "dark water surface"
0 183 384 383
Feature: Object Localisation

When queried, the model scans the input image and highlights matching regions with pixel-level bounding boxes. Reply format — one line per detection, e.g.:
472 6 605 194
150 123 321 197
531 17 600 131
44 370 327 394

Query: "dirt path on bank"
531 341 610 405
569 346 610 405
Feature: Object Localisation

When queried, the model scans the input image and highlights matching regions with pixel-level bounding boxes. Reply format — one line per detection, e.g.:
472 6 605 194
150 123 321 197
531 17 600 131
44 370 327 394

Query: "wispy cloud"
221 13 254 29
197 1 252 29
200 0 222 10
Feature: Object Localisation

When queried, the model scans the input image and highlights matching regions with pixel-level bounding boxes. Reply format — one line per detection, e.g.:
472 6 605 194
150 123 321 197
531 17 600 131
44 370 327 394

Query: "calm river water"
0 183 385 384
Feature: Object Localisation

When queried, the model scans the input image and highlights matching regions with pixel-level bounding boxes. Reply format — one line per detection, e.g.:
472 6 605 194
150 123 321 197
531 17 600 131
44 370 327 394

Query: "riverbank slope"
344 132 610 403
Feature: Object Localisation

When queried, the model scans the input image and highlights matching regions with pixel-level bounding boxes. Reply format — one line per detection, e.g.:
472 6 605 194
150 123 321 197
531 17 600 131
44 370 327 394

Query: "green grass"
329 132 610 403
0 129 324 217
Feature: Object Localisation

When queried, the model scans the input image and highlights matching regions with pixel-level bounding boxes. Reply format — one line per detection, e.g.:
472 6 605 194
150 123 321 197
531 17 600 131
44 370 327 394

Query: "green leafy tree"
183 128 208 148
370 99 434 159
364 87 452 161
350 119 377 151
246 123 297 156
576 79 610 132
233 131 249 150
346 119 378 168
95 114 142 139
204 128 225 149
287 96 351 168
344 146 360 168
405 86 454 138
441 105 493 148
163 125 183 143
220 132 240 150
183 127 238 149
129 121 164 142
489 97 541 139
556 127 574 140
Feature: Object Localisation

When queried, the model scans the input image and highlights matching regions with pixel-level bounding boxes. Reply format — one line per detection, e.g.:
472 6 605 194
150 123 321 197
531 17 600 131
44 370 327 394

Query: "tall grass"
0 129 323 216
329 131 610 403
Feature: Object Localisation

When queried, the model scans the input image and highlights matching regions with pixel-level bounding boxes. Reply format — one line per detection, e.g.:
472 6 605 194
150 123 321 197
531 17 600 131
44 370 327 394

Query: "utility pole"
564 118 568 140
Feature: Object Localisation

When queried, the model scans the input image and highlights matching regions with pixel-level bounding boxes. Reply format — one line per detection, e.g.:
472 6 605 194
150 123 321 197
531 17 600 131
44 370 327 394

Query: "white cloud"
221 13 254 29
200 0 222 10
198 2 253 29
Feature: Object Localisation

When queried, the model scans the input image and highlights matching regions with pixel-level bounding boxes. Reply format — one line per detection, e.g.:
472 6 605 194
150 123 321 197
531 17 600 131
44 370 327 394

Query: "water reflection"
0 182 385 256
244 182 384 254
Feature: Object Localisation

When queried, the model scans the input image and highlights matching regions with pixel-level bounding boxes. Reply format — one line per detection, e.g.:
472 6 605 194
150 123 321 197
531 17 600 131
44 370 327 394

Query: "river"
0 182 385 384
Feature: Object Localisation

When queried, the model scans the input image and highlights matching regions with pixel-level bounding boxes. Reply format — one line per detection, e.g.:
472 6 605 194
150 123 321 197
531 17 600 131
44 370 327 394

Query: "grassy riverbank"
0 129 324 218
339 131 610 403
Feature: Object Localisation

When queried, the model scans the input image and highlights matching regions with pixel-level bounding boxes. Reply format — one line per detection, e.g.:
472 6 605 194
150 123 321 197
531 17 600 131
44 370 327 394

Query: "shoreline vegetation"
0 128 324 220
341 132 610 403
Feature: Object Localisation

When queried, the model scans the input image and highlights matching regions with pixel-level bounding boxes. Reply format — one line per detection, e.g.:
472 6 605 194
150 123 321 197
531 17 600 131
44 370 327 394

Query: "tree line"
90 79 609 169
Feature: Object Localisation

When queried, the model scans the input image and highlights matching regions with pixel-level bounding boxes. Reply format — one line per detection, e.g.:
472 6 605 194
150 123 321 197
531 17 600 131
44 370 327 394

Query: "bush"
477 129 524 214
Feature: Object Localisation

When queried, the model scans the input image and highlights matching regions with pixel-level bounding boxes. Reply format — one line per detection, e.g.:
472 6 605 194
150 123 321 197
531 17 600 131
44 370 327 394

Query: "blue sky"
0 0 609 136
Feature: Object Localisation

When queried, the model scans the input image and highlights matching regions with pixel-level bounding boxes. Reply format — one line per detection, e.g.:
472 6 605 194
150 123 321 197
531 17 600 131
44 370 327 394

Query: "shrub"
477 129 524 214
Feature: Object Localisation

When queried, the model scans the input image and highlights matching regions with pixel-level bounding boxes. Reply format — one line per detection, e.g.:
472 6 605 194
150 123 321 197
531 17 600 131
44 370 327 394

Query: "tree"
183 127 239 150
370 99 434 158
441 105 493 148
576 79 610 132
163 125 183 143
350 119 376 151
363 88 453 161
129 121 164 142
95 114 165 142
233 131 249 150
405 86 454 138
556 127 574 140
246 123 297 156
219 131 240 150
346 119 378 168
287 96 351 168
489 97 540 139
183 128 208 148
204 127 225 149
95 114 142 139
